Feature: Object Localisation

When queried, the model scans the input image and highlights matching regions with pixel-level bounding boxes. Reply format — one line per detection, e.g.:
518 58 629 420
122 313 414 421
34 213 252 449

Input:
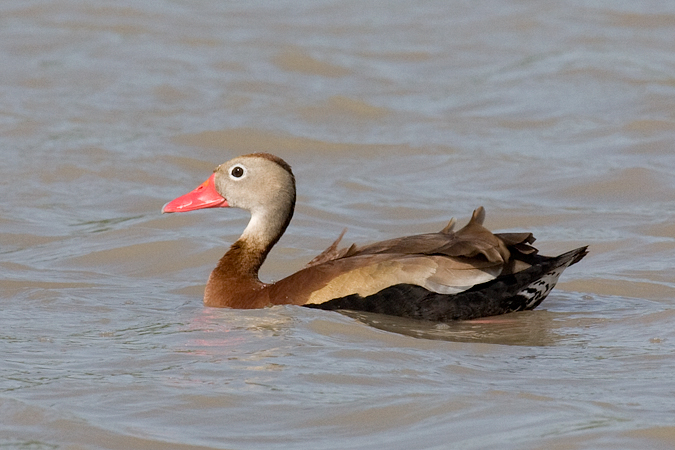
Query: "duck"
162 152 587 322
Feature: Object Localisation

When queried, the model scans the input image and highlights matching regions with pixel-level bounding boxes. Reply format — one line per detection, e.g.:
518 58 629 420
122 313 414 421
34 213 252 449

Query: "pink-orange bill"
162 173 228 213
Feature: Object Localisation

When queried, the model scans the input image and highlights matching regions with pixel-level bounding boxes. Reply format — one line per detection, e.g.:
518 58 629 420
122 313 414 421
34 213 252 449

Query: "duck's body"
163 153 587 321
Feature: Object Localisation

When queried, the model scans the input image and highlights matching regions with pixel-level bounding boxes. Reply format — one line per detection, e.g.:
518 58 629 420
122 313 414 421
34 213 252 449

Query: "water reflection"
339 309 562 346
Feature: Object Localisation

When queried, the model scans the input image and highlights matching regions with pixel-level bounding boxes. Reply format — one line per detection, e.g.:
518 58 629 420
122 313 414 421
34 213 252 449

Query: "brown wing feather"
308 207 536 264
267 207 540 306
305 228 348 267
268 252 503 306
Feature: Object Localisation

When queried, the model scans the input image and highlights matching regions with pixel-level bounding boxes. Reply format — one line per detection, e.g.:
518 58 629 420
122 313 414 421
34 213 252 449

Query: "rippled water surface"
2 1 675 449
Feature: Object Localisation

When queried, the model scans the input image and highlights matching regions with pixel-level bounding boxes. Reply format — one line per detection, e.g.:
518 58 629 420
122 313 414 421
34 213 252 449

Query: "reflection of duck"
163 153 587 321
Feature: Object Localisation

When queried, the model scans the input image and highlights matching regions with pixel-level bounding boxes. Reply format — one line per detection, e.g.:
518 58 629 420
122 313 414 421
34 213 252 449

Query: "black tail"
305 246 588 322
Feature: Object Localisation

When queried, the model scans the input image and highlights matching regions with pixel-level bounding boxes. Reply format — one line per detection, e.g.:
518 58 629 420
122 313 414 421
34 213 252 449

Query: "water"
2 1 675 448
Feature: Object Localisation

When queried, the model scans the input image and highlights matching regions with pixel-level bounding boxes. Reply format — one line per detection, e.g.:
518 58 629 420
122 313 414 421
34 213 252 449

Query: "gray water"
2 1 675 449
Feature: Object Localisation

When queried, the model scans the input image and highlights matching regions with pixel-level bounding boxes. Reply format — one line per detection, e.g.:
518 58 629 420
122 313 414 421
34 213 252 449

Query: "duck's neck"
204 199 295 308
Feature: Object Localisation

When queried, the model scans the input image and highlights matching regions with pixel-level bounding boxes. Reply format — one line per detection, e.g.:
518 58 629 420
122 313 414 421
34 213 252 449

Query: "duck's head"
163 153 296 246
163 153 295 213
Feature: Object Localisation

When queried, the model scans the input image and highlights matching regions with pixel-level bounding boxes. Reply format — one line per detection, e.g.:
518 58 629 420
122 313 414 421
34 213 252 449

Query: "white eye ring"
229 164 247 180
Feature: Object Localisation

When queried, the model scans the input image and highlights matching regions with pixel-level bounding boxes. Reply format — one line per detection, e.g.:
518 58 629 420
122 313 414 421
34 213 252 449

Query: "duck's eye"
230 165 246 179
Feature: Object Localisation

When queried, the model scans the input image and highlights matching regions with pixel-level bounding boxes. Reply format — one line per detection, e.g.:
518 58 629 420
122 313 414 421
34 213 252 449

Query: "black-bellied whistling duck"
162 153 587 321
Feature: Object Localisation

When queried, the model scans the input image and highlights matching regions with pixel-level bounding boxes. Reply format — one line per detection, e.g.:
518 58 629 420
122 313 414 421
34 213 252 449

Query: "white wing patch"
517 265 566 309
305 255 502 304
